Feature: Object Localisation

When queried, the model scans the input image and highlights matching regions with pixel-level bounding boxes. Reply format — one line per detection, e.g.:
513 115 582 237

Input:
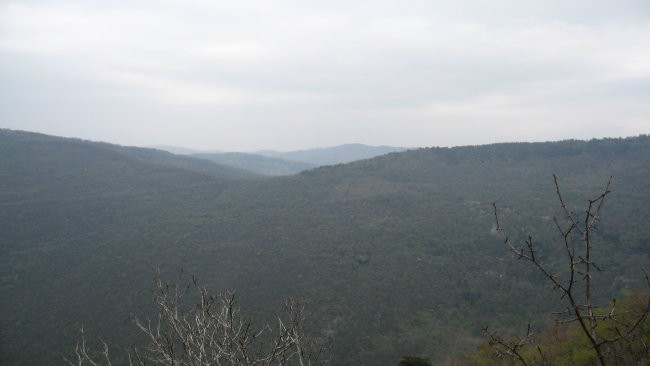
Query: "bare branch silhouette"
67 272 329 366
490 175 650 366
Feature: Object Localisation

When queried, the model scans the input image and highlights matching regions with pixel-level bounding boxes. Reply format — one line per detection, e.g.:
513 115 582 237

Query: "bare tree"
65 327 115 366
490 175 650 366
66 272 329 366
481 324 549 366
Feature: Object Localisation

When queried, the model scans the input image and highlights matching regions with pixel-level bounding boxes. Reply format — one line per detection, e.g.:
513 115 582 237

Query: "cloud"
97 71 337 107
1 0 648 150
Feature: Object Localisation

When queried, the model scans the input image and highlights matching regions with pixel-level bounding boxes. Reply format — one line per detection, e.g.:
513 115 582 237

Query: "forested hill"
1 132 649 365
0 129 257 202
190 152 316 176
256 143 407 165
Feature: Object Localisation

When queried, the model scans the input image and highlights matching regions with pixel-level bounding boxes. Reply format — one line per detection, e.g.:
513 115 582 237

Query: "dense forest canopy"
0 130 648 365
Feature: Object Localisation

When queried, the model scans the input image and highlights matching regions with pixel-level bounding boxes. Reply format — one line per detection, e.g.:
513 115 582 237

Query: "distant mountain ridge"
255 143 408 165
153 143 409 176
149 145 223 155
0 130 258 202
190 152 316 176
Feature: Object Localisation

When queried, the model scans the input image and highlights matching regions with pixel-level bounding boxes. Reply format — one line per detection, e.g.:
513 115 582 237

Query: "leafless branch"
67 273 329 366
482 324 535 366
64 327 120 366
490 175 650 366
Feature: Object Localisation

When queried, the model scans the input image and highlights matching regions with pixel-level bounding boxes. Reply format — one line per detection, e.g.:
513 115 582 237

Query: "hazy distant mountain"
256 143 408 165
109 145 258 180
2 131 648 365
149 145 223 155
0 130 258 198
153 143 407 176
191 152 316 176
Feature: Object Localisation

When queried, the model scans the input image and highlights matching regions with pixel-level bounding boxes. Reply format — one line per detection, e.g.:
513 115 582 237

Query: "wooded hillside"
1 130 648 365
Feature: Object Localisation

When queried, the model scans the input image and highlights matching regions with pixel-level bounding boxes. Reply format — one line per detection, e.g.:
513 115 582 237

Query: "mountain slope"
0 130 252 364
1 132 649 365
0 130 257 203
109 145 259 179
148 145 211 155
256 143 408 165
191 152 316 176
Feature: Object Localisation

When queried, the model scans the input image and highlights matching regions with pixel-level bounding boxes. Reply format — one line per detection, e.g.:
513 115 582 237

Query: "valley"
1 130 648 365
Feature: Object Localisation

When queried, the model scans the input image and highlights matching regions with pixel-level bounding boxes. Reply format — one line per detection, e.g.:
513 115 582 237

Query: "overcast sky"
1 0 649 151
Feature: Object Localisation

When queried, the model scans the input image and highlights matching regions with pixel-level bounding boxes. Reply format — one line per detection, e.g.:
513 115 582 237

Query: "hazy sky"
1 0 649 151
